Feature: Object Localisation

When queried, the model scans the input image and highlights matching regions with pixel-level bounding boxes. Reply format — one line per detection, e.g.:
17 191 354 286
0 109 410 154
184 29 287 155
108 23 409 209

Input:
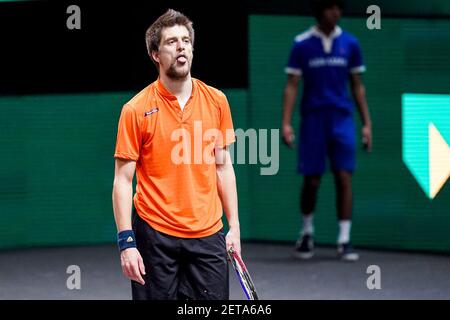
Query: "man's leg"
294 112 327 259
333 170 352 222
300 175 322 236
333 170 355 247
301 174 322 220
178 230 229 300
293 175 322 259
333 170 359 261
331 146 358 261
330 111 359 261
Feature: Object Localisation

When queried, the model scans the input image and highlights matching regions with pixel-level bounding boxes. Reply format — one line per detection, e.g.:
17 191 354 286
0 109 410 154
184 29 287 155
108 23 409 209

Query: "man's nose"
332 8 341 19
177 39 185 51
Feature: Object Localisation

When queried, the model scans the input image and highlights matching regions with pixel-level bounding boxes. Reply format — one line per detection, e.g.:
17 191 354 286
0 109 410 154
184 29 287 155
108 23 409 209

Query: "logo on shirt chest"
308 56 347 68
144 108 159 117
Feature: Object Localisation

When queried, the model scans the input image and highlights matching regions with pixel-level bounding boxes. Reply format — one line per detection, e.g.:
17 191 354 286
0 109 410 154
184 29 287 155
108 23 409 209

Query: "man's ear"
151 50 160 64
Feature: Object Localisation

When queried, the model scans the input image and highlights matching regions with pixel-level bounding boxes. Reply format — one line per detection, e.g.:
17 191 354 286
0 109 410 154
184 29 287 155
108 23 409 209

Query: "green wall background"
1 15 450 252
0 93 130 248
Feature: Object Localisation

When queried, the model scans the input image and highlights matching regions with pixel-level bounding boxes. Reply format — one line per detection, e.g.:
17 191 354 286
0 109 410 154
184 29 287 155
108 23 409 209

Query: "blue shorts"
297 109 356 175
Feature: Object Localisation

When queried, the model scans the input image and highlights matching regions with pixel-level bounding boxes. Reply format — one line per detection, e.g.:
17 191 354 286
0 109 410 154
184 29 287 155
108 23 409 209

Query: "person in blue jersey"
281 0 372 261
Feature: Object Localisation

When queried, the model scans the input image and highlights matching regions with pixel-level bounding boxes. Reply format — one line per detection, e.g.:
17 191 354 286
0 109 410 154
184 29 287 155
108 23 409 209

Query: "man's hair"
145 9 195 66
310 0 344 21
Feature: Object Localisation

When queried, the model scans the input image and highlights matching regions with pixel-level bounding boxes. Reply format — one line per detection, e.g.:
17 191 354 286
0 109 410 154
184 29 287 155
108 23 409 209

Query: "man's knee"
303 175 322 190
333 171 352 189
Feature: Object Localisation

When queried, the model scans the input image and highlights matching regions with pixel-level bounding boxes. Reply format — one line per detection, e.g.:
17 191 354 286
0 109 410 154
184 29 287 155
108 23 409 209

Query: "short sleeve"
114 104 141 161
216 92 235 149
348 40 366 74
285 41 302 76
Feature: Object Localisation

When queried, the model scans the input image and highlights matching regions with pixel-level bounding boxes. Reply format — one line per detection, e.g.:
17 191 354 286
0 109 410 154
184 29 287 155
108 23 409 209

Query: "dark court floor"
0 242 449 300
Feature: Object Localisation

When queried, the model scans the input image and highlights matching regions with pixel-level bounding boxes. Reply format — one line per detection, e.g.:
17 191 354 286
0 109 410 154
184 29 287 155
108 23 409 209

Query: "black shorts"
131 210 229 300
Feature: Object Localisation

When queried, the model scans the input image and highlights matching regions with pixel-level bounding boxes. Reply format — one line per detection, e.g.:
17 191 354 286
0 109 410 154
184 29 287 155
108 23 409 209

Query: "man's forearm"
112 180 134 232
353 83 371 126
216 165 239 229
282 84 298 126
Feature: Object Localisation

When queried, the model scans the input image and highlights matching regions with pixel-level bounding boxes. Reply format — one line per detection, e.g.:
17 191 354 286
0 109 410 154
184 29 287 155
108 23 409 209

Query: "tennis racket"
227 247 259 300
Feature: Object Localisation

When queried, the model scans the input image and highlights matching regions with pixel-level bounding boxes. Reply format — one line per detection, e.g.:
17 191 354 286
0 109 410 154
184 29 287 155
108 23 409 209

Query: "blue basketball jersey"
285 26 365 114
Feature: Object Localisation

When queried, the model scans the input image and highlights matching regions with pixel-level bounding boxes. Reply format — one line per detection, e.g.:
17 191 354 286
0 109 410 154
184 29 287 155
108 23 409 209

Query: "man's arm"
282 74 301 149
215 147 241 256
112 158 145 285
113 159 136 231
350 73 372 152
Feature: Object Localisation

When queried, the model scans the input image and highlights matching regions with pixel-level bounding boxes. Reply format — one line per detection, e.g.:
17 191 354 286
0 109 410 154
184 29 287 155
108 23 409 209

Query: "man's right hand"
120 247 146 285
282 124 295 149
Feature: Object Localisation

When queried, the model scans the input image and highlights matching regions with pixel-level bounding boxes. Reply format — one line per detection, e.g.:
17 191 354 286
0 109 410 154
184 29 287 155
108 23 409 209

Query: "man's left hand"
362 125 372 152
226 227 241 257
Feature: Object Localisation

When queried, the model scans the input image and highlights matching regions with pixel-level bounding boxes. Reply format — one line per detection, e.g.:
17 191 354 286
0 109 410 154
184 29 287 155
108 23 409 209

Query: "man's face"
321 5 342 28
153 25 193 80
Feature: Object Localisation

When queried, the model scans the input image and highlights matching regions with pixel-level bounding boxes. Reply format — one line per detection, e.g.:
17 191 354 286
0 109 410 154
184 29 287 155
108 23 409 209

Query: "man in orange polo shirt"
112 9 241 300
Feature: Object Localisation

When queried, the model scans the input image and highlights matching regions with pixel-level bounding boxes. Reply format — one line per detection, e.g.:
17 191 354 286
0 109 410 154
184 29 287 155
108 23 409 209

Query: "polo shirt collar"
311 25 342 54
311 25 342 40
156 77 196 101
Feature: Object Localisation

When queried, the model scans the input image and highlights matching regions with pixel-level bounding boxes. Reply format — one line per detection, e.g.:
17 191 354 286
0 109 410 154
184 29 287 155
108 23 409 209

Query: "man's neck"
317 24 336 37
159 73 192 98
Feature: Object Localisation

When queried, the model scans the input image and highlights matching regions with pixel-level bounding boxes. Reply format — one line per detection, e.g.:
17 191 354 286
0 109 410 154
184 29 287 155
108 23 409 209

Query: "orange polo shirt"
114 78 235 238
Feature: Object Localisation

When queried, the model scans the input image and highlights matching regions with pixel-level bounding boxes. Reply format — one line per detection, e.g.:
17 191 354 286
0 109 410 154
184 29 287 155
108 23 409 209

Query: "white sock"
338 220 351 244
301 213 314 236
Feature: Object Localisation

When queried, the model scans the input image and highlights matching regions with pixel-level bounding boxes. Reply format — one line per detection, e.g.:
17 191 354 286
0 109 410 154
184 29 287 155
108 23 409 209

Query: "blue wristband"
117 230 137 252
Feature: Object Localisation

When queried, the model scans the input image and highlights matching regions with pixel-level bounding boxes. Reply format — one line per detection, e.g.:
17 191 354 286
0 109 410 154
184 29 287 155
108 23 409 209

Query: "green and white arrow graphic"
403 93 450 199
